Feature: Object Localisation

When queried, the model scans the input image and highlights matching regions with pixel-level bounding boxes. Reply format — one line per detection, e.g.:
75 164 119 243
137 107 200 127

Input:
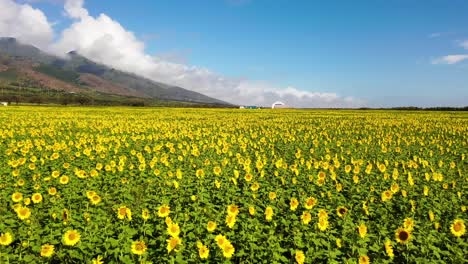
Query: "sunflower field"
0 107 466 264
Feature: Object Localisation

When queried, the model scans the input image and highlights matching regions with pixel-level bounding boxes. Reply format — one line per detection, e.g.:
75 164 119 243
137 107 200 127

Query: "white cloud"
0 0 54 49
1 0 364 108
432 55 468 65
63 0 88 19
460 40 468 50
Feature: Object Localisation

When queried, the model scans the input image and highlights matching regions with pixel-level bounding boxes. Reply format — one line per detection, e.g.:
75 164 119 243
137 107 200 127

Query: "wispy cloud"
0 0 364 108
460 40 468 50
432 55 468 65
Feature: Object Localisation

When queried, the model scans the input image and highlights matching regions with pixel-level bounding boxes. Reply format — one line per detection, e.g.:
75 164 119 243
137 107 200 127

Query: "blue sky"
8 0 468 106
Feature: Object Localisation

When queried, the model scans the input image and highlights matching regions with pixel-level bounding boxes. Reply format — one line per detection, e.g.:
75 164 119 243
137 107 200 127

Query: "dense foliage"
0 107 466 263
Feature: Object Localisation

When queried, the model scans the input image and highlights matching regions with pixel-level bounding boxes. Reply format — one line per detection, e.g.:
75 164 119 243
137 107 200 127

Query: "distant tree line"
358 106 468 111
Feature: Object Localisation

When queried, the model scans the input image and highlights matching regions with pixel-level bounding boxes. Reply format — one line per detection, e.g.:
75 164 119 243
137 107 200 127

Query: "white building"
0 102 7 106
271 101 288 109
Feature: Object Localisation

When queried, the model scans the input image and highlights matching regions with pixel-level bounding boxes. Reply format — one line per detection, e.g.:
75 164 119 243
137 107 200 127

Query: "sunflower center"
170 238 178 247
119 208 127 215
399 230 409 241
339 208 346 214
454 222 462 232
135 243 145 251
68 233 76 240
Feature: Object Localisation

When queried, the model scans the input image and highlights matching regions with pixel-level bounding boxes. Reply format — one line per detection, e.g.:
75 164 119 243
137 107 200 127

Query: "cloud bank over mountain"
0 0 364 107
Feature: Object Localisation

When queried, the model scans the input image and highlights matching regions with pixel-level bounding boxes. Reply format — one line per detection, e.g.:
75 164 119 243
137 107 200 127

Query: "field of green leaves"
0 107 466 263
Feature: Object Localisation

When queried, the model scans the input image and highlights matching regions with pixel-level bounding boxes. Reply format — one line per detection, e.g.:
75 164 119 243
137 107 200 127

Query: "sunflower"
12 192 23 203
52 170 60 178
167 223 180 237
358 223 367 238
166 236 182 253
353 175 359 184
395 228 411 244
301 211 312 225
227 205 239 216
353 166 360 174
213 166 221 175
336 238 342 248
62 209 70 222
428 211 435 222
59 175 69 185
336 183 343 192
381 190 392 202
384 239 394 258
0 232 13 246
207 221 217 232
403 218 415 231
317 219 329 231
158 205 170 217
423 186 429 196
265 206 273 221
248 206 255 216
31 193 43 204
337 206 348 218
63 230 80 246
195 169 204 178
359 255 370 264
40 244 54 257
295 250 305 264
131 240 147 255
250 182 260 192
450 219 466 237
225 214 236 229
222 242 235 259
345 165 352 173
391 183 399 193
48 187 57 196
17 206 31 220
215 180 221 189
117 206 131 220
12 203 21 212
91 255 104 264
86 191 96 199
215 234 228 248
269 192 277 200
290 198 299 211
318 209 328 220
401 190 407 197
304 197 317 210
90 195 101 205
198 243 209 259
244 173 253 182
141 209 150 221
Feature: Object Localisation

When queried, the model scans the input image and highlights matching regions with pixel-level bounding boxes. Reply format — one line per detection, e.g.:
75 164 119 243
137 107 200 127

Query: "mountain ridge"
0 37 231 106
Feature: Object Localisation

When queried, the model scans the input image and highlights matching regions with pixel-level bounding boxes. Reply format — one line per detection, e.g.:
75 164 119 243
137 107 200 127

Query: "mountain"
0 37 231 106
